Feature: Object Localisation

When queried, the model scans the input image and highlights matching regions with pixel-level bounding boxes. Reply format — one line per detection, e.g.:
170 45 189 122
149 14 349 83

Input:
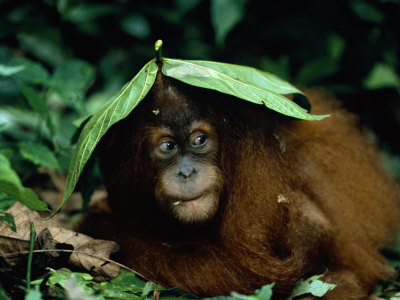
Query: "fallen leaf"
0 202 120 278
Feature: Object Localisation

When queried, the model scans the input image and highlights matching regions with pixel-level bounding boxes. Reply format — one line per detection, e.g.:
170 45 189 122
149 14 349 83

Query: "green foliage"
50 59 96 114
364 63 400 91
11 58 50 85
122 15 151 39
0 154 47 211
32 269 175 299
0 283 11 300
0 193 14 212
18 142 61 171
29 269 273 300
295 34 346 84
24 286 43 300
351 0 385 23
221 284 274 300
0 65 25 77
0 212 16 232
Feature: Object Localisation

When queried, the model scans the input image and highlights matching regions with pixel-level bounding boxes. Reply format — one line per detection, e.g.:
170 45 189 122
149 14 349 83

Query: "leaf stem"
155 40 163 63
26 221 36 291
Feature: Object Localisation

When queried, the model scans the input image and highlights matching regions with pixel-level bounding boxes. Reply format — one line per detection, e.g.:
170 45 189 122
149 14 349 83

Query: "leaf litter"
0 202 120 279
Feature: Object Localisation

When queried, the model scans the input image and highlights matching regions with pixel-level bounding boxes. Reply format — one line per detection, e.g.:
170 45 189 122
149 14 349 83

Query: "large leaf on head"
162 58 329 120
59 60 158 212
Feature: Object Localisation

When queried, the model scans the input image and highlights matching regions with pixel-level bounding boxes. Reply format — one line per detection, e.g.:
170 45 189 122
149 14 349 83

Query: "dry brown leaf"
0 202 120 278
37 167 107 213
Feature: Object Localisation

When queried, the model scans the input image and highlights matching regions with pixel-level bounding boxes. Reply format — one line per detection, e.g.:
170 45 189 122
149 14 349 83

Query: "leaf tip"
315 114 331 120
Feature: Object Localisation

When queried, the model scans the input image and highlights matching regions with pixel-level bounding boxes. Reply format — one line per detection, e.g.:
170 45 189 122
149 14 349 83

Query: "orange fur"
78 77 400 299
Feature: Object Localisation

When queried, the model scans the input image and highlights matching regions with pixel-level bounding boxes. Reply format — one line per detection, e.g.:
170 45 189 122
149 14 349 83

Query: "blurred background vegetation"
0 0 400 298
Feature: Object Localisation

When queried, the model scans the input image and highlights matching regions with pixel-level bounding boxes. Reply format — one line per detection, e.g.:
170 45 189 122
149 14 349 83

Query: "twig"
1 249 146 279
26 221 36 291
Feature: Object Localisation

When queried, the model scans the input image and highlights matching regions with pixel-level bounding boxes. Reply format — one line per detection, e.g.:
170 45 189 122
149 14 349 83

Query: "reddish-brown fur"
78 75 400 299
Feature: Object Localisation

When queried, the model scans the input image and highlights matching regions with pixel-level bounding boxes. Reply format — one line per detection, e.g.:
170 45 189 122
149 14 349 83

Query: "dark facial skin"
148 120 223 224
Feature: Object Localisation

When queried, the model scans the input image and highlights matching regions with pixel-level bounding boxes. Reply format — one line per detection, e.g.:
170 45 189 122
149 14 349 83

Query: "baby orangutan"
78 74 400 299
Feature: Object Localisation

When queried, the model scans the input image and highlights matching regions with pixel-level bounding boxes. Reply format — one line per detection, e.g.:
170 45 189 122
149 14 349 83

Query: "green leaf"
121 15 151 39
254 283 274 300
230 287 273 300
0 107 49 142
391 292 400 300
50 59 96 112
351 1 384 23
63 4 119 23
364 63 400 91
64 279 98 300
289 274 336 299
0 212 16 232
0 76 20 97
18 141 61 170
46 269 96 297
93 270 168 299
101 269 145 291
296 56 338 85
52 59 95 92
207 297 235 300
0 283 11 300
296 34 345 85
141 281 153 297
175 0 202 13
0 193 15 211
11 58 50 85
162 58 328 120
17 32 65 67
19 85 55 136
0 154 22 187
60 59 158 213
48 269 93 286
0 153 48 211
0 64 25 76
207 284 273 300
25 286 43 300
230 292 255 300
211 0 247 47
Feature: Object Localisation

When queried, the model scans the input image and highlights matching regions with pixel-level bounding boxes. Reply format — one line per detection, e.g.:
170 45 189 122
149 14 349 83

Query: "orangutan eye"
160 141 177 152
192 135 207 147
